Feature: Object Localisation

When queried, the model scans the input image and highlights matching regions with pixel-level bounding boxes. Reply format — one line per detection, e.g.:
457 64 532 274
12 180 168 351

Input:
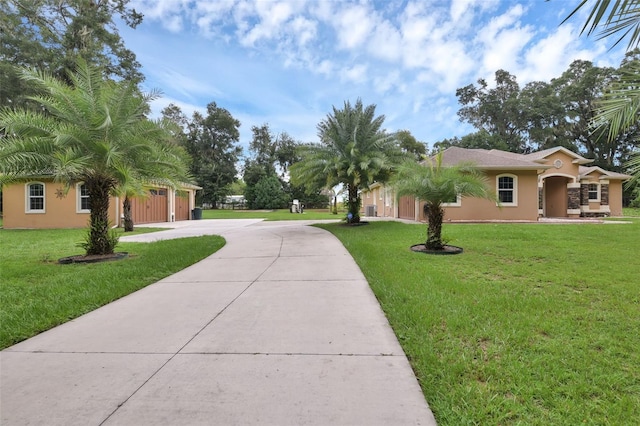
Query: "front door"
544 176 568 217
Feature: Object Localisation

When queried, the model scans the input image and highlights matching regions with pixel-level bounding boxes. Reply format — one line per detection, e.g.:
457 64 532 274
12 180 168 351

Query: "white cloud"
341 64 369 84
149 96 205 120
334 4 375 50
121 0 630 148
520 24 595 83
450 0 473 22
240 1 295 46
316 59 334 76
367 20 402 62
152 67 223 101
373 70 402 94
475 4 534 76
290 16 317 46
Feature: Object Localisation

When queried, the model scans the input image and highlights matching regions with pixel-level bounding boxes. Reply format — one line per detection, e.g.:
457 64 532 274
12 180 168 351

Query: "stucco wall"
440 170 540 221
3 181 197 229
539 151 580 180
2 181 117 229
608 182 624 216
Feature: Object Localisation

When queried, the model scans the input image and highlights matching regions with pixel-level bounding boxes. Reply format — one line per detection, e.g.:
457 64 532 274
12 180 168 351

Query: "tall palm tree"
392 153 495 250
0 59 190 254
290 99 405 223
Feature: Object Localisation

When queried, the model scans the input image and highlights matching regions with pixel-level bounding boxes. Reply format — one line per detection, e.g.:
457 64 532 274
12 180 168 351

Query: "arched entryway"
544 176 569 217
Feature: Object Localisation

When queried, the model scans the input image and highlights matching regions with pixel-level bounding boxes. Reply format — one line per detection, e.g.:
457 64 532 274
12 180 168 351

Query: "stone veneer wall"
567 187 580 210
580 184 589 206
600 184 609 205
538 187 543 210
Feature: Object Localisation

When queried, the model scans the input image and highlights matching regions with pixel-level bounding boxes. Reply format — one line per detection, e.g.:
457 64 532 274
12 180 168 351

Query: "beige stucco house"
2 180 200 229
362 146 631 222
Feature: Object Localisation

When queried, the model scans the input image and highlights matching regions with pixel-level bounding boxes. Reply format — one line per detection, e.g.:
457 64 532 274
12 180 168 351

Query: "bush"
246 176 288 209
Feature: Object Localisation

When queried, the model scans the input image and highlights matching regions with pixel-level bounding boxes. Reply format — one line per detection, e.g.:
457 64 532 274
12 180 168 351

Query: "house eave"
479 165 553 171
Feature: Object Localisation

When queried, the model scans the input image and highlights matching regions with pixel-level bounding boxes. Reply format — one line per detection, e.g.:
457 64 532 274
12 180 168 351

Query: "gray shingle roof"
579 166 631 180
438 147 550 170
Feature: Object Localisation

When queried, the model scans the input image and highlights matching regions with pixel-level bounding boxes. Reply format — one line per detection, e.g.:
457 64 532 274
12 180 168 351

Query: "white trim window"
77 183 91 212
497 174 517 206
442 193 462 207
26 182 45 213
587 183 600 201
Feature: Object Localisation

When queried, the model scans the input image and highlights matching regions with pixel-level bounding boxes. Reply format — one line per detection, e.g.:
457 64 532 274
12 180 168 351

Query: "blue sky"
116 0 627 153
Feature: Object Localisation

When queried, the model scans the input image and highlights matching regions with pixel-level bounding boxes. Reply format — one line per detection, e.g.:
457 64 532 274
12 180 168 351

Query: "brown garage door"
175 190 190 221
398 195 415 220
131 189 168 224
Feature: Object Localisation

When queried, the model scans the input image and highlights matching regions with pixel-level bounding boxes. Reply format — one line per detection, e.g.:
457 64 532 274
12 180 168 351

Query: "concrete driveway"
1 219 436 425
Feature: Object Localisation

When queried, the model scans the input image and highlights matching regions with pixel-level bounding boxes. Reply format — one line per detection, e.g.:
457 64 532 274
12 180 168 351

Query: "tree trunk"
84 176 118 255
347 183 361 223
426 202 444 250
123 195 134 232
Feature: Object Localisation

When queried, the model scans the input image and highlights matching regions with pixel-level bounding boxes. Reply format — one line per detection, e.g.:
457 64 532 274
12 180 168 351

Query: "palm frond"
592 61 640 140
563 0 640 50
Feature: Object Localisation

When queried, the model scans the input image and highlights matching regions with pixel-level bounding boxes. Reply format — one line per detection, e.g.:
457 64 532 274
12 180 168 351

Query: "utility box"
290 200 303 213
365 205 377 217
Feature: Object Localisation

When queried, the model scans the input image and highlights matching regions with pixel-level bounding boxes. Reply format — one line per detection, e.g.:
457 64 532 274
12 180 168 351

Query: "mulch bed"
58 252 129 264
410 244 463 255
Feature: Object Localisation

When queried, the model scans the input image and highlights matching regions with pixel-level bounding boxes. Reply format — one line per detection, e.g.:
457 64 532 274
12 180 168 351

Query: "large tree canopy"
162 102 243 208
453 57 640 170
0 0 143 110
456 69 527 153
186 103 242 208
243 124 312 210
290 99 405 223
0 60 190 255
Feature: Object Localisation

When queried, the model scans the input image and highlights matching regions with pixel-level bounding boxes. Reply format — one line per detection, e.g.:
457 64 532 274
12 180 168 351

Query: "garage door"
398 196 415 220
131 189 168 224
175 190 190 221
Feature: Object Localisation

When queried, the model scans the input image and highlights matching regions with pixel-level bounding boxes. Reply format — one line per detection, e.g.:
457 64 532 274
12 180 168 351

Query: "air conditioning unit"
365 205 377 217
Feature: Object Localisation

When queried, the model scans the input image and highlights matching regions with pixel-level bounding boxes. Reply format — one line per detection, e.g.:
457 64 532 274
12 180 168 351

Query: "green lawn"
623 207 640 217
318 219 640 425
0 228 225 349
201 208 344 221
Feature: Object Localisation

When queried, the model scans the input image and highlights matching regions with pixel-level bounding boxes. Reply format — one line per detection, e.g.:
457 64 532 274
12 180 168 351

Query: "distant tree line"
435 51 640 173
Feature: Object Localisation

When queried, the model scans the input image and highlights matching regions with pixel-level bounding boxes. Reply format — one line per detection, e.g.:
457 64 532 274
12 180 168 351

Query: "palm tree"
290 99 405 223
392 153 495 251
0 59 190 254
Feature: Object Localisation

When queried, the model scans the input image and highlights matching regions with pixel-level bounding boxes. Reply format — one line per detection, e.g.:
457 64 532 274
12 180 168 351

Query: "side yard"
319 219 640 425
0 229 224 349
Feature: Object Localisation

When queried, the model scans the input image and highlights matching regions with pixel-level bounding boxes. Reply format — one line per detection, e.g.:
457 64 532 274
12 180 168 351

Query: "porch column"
600 180 609 206
168 187 175 222
393 190 399 218
580 182 589 215
538 183 543 216
599 180 611 216
567 183 581 216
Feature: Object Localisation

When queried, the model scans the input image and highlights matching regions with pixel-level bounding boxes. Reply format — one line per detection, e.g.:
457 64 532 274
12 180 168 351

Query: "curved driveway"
1 219 436 425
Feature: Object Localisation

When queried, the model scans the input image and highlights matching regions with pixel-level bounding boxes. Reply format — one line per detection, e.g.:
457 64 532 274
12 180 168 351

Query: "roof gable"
579 166 631 180
525 147 593 165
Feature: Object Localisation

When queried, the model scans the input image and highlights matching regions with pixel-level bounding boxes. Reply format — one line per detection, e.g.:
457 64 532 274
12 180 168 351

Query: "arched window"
497 174 517 206
26 182 45 212
77 183 91 212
